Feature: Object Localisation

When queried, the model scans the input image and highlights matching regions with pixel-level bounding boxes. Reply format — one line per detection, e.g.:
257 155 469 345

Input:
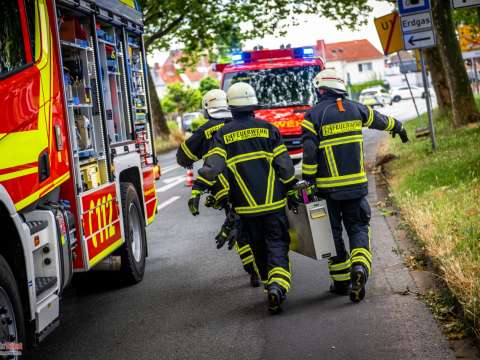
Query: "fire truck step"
35 277 57 297
27 220 49 235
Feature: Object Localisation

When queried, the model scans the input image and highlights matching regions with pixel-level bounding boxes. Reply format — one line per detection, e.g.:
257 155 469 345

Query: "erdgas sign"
400 12 432 33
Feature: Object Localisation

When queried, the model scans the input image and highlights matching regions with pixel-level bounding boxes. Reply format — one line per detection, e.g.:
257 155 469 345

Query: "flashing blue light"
230 51 252 65
231 53 243 64
293 46 315 59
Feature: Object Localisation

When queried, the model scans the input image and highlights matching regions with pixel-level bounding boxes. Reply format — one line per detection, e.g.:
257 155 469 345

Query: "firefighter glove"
287 189 299 213
188 190 202 216
392 126 409 143
205 195 216 208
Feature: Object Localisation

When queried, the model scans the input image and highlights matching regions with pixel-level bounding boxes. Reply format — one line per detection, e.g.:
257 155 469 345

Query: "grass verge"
381 99 480 337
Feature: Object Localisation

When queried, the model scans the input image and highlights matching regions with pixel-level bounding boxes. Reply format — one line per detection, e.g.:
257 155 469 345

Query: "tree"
161 82 202 115
430 0 479 126
199 77 220 96
424 47 451 115
139 0 373 138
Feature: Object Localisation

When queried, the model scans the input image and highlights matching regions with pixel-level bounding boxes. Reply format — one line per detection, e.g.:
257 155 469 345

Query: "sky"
244 1 395 52
148 1 395 65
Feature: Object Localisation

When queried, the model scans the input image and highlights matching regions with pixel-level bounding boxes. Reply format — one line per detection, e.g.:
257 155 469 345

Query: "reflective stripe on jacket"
302 92 403 200
194 112 296 216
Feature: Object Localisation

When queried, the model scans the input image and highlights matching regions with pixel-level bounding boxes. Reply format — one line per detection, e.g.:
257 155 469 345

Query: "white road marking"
156 176 185 192
157 196 181 211
161 164 181 175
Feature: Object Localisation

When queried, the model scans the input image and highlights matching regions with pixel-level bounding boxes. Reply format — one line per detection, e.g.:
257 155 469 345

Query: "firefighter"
177 89 259 287
301 68 408 303
188 82 297 313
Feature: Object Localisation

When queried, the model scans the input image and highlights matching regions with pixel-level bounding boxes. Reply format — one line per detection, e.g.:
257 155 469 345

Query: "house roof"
321 39 383 63
154 50 218 86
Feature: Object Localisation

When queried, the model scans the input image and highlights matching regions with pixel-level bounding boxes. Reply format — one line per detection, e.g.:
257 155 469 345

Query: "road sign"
397 0 430 15
451 0 480 9
458 25 480 52
404 29 436 50
374 12 404 55
400 11 432 33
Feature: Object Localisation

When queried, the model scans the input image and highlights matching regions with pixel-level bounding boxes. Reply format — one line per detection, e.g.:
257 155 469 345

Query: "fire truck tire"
0 254 26 355
119 182 147 284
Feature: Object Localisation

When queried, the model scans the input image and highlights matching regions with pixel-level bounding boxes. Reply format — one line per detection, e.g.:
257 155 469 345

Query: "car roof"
361 86 383 93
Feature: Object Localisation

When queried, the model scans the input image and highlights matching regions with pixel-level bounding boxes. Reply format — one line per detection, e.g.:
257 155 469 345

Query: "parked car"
358 86 392 107
181 112 203 131
391 85 433 102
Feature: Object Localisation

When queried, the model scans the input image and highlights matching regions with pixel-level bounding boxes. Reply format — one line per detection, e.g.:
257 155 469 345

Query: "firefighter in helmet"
177 89 259 287
301 68 408 303
189 82 297 313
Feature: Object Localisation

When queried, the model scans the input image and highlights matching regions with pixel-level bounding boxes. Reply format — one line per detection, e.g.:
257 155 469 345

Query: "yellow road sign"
459 25 480 52
374 12 404 55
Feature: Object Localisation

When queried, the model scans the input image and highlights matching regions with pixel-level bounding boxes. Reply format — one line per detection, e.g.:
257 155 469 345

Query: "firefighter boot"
250 272 260 288
329 280 351 296
350 264 368 303
267 283 286 314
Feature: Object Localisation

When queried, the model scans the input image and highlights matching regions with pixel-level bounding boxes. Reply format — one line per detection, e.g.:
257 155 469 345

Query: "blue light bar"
230 51 252 65
293 46 316 59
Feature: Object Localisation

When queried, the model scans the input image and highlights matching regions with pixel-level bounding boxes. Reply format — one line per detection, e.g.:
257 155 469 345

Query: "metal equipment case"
287 200 336 260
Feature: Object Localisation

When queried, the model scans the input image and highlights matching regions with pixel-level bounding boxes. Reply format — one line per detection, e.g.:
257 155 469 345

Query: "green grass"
155 120 185 154
383 98 480 336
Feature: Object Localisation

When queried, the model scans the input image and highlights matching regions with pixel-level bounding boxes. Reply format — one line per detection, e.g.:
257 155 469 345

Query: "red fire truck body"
217 48 325 160
0 0 158 349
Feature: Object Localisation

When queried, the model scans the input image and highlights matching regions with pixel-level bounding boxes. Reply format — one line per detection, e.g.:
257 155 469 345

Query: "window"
358 62 373 73
223 65 321 107
24 0 37 60
0 0 26 75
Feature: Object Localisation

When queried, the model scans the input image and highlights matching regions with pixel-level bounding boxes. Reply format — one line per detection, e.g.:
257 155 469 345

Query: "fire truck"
0 0 158 350
215 46 325 161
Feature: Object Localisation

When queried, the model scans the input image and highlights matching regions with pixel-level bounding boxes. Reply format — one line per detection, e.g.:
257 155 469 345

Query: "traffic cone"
185 169 194 187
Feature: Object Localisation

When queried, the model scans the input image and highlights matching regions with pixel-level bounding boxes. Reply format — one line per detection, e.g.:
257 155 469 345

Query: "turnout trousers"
326 196 373 285
241 209 292 293
234 233 255 275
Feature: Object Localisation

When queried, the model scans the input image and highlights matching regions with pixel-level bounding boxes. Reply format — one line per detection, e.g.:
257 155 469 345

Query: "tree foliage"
199 77 220 96
161 82 202 115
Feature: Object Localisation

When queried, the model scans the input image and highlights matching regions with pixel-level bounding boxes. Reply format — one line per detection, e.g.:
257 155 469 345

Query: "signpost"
451 0 480 9
397 0 437 150
374 12 404 55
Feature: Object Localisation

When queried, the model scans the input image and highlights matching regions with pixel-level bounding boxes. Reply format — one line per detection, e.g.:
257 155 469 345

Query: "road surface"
34 99 454 360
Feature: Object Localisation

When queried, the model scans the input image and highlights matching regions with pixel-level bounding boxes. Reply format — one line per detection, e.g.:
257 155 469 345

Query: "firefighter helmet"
202 89 231 119
226 82 259 111
313 68 347 93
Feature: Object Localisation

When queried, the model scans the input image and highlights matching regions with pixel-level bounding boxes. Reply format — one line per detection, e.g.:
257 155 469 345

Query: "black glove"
215 212 240 249
204 195 216 208
286 189 299 213
188 190 202 216
392 127 409 143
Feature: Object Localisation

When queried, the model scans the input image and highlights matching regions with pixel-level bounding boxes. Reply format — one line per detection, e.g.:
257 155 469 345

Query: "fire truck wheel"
0 254 25 356
119 183 147 284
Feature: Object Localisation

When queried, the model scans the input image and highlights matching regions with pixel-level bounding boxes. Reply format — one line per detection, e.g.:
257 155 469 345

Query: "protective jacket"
301 92 404 200
194 111 296 216
176 118 230 168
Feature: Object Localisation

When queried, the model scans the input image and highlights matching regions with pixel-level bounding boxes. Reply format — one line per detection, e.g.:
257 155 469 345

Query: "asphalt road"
34 99 454 360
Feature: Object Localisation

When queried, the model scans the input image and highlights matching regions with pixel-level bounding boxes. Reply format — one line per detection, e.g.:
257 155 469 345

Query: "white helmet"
226 82 258 110
313 68 347 93
202 89 232 119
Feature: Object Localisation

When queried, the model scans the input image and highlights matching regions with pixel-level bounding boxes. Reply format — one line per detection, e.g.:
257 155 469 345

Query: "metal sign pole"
474 58 479 94
397 51 420 118
419 49 437 150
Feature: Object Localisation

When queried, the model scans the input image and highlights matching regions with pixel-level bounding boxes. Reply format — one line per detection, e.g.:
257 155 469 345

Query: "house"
150 50 220 97
319 39 385 85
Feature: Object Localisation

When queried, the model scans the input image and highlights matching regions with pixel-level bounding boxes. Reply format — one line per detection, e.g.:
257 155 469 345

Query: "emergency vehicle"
0 0 158 351
215 46 325 161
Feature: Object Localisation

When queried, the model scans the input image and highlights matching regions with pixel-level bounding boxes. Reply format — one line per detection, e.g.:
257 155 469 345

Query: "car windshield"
222 65 321 107
362 91 377 96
